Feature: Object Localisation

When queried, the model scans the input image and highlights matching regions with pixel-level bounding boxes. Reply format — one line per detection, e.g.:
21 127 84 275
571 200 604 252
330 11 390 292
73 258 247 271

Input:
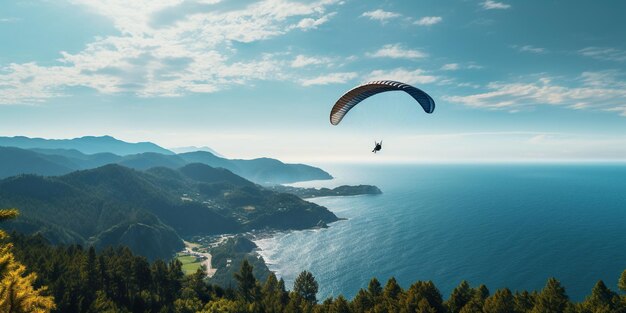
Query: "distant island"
269 184 382 198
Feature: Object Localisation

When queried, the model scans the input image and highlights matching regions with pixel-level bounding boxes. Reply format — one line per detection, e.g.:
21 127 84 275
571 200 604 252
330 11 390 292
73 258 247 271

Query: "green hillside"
0 163 339 260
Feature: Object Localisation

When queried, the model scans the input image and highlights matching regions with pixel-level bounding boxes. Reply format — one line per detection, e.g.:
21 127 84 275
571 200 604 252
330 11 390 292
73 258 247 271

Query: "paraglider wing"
330 80 435 125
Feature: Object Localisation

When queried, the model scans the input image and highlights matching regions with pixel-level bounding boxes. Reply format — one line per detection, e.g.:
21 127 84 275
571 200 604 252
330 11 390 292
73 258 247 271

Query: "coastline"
247 196 359 284
178 182 381 287
245 182 381 272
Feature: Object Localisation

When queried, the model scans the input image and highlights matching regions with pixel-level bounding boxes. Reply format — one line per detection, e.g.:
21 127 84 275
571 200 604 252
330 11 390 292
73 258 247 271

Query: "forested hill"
0 163 339 260
0 145 332 184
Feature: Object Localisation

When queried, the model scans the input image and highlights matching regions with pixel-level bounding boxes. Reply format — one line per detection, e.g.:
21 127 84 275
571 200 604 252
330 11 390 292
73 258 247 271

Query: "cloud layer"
446 72 626 115
0 0 342 103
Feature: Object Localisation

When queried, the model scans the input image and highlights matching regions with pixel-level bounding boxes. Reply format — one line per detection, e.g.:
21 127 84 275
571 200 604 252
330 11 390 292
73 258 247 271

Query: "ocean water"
254 164 626 301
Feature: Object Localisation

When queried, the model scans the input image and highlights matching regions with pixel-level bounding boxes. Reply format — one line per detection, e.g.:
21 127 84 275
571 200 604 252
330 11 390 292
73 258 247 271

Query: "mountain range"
0 135 173 155
0 163 339 260
0 136 332 184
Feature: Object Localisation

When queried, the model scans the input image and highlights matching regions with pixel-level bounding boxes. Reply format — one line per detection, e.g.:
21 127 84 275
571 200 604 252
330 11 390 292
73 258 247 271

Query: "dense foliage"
10 233 214 313
0 209 55 313
8 233 626 313
207 237 271 288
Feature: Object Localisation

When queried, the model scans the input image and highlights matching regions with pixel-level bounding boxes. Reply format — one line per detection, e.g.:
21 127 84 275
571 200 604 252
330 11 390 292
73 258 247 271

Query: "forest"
2 220 626 312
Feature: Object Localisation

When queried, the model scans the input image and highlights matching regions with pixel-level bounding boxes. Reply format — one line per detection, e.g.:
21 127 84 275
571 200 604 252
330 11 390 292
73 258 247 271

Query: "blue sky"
1 0 626 162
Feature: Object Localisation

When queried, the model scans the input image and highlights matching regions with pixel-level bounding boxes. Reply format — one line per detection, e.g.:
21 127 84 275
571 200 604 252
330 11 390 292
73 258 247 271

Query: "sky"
1 0 626 163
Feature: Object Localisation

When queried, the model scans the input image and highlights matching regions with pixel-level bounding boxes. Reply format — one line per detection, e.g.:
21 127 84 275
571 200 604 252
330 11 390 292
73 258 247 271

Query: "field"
176 253 203 275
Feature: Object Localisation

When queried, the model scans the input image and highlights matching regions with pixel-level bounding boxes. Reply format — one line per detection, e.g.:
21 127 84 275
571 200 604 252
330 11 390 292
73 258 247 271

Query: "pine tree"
89 290 120 312
294 271 319 304
0 209 19 239
476 284 490 301
234 259 258 302
278 278 289 304
0 208 55 313
531 278 569 313
483 288 516 313
416 298 438 313
332 295 350 313
458 297 483 313
262 273 287 313
78 246 99 311
514 291 535 313
383 277 403 301
368 278 383 303
583 280 616 313
619 270 626 293
351 289 372 313
446 280 473 313
403 281 445 313
284 292 304 313
380 277 404 312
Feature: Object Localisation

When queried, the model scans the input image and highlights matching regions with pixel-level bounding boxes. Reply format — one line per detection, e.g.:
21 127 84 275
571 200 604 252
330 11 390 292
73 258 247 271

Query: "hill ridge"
0 163 339 260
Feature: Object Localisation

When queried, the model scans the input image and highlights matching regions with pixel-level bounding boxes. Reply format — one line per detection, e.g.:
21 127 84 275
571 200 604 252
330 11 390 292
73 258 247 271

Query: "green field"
176 253 203 275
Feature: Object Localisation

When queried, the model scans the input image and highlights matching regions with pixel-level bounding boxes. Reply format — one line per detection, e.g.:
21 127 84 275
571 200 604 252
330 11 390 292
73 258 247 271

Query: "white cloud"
291 55 331 68
482 0 511 10
445 72 626 116
414 16 442 26
361 9 401 23
367 68 438 85
441 63 460 71
368 44 427 60
300 72 357 86
458 82 482 88
516 45 546 54
605 106 626 116
579 71 622 88
579 47 626 62
0 0 343 104
292 12 336 30
441 63 483 71
68 0 184 35
569 103 590 110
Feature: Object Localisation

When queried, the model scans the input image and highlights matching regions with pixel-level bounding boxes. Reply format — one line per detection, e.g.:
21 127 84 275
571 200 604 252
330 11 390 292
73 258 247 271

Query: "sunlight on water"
255 164 626 301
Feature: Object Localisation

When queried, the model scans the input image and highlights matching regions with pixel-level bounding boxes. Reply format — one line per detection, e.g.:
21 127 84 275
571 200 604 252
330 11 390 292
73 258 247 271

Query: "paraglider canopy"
330 80 435 125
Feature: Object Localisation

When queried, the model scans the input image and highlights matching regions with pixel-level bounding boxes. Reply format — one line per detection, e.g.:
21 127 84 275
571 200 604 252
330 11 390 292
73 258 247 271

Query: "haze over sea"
254 164 626 301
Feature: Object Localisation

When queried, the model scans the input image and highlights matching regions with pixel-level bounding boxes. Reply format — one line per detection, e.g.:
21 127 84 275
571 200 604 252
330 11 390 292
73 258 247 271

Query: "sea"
254 163 626 302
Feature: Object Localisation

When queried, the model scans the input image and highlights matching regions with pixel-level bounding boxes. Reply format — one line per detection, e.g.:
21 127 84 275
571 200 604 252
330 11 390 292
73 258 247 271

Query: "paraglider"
329 80 435 153
372 141 382 153
329 80 435 126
